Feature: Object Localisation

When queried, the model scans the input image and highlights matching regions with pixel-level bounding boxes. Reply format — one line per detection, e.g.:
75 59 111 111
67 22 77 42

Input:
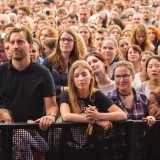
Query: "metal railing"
0 121 160 160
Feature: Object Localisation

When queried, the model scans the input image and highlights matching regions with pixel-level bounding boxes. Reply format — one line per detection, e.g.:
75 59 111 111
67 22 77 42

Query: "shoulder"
0 62 9 71
135 90 148 104
107 89 117 99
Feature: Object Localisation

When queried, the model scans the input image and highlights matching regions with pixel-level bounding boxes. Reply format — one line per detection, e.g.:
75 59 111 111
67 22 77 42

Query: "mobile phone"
46 11 50 16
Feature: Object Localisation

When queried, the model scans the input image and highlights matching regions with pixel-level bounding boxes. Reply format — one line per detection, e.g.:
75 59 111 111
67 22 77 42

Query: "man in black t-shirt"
0 26 59 130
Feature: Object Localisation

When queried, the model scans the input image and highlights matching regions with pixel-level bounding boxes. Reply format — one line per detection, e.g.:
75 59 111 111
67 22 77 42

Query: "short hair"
96 28 110 36
113 61 135 77
126 45 142 60
67 13 78 21
139 51 154 61
18 6 30 16
8 26 33 44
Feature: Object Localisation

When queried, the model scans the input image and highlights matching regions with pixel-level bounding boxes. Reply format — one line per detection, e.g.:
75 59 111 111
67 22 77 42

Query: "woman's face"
140 54 152 72
127 47 140 62
147 58 160 81
148 29 156 43
78 26 90 43
119 39 130 54
59 32 75 54
110 28 121 41
73 66 92 92
86 56 105 75
30 44 39 62
48 18 56 28
0 113 12 123
114 66 134 92
20 18 29 28
42 44 53 58
136 32 146 45
101 40 117 63
123 31 132 40
40 29 51 43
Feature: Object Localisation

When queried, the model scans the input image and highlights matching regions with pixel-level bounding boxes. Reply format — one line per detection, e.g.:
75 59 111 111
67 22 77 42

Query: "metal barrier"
0 121 160 160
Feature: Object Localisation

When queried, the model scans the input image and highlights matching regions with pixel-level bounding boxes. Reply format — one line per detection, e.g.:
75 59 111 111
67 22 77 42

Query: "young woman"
107 61 156 127
118 37 130 60
42 38 56 58
77 25 95 53
136 55 160 98
126 45 142 74
0 108 49 159
147 25 160 54
130 24 154 52
132 51 153 89
30 42 44 64
148 86 160 119
85 52 116 94
43 28 81 104
37 26 58 44
109 25 122 41
101 37 121 79
60 60 127 126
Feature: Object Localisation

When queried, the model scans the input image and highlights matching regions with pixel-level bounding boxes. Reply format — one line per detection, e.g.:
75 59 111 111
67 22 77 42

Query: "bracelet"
48 113 56 118
63 86 64 91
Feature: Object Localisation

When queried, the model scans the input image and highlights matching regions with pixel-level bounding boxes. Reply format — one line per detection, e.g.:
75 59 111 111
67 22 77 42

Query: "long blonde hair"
68 60 97 113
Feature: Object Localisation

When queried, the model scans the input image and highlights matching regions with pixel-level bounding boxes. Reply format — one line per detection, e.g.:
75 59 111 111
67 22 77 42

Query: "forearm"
62 113 90 123
95 112 127 121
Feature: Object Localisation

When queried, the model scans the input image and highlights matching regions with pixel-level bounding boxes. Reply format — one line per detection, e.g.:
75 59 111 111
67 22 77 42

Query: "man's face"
0 43 8 63
132 14 143 25
68 17 78 26
9 31 32 61
8 0 16 8
0 16 7 30
17 10 27 21
79 9 89 24
142 8 150 21
94 33 106 51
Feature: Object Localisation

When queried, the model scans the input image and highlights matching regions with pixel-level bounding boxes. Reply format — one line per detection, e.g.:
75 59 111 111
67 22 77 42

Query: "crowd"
0 0 160 159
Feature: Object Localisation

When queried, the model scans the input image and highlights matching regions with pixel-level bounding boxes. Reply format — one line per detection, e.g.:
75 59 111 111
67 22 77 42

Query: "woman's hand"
85 105 99 121
142 116 156 127
95 120 113 130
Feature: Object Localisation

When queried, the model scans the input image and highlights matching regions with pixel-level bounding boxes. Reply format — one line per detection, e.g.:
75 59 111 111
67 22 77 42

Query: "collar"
8 59 34 73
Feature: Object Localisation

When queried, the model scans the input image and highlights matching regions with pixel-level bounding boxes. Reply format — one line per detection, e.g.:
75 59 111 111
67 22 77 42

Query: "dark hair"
8 26 33 44
146 55 160 71
126 45 142 61
67 13 78 21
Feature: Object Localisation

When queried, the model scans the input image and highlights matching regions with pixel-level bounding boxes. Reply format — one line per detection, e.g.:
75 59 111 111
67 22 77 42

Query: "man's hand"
28 115 56 130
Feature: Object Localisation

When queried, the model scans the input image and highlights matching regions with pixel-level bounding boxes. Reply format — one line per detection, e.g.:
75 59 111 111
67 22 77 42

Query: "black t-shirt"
60 90 113 113
0 61 56 122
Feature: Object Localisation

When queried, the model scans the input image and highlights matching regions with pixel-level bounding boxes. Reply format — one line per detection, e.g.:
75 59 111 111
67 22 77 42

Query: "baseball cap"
152 2 159 7
42 0 54 4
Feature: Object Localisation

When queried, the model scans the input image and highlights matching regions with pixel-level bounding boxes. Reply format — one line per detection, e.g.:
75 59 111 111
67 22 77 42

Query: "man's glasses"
114 74 131 81
59 38 75 43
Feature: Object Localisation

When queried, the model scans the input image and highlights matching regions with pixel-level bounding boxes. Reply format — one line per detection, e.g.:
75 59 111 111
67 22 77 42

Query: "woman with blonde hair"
109 25 122 41
77 24 95 53
130 24 154 52
60 60 127 160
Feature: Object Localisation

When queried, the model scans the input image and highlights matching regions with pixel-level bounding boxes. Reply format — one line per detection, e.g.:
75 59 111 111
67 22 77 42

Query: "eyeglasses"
59 38 75 43
114 74 131 81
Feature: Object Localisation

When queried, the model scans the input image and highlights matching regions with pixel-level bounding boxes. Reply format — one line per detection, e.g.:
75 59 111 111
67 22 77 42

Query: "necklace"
119 91 132 99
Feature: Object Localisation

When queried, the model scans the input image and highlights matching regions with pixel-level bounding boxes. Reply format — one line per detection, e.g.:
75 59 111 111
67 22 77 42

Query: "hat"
152 2 159 7
42 0 54 4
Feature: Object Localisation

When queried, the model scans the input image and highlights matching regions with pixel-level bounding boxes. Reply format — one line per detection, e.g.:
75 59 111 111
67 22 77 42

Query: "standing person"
136 55 160 98
60 59 127 123
85 52 116 94
107 61 155 126
101 37 121 79
0 108 49 159
130 24 154 52
0 26 59 130
125 45 141 74
43 28 81 105
132 51 153 89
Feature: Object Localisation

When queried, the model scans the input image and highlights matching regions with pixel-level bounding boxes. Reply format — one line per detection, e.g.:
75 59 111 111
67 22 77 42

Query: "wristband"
48 113 56 118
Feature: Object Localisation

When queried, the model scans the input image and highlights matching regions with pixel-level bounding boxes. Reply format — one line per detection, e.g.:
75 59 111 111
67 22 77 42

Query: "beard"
12 51 27 61
9 4 15 9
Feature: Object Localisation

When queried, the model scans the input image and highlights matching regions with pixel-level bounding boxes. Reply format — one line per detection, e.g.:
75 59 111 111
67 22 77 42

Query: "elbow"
121 112 128 121
61 114 69 122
